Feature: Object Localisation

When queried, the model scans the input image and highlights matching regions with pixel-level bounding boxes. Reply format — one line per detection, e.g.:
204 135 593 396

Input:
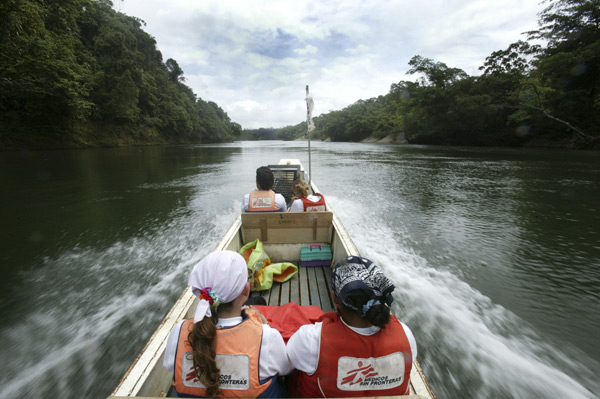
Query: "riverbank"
0 121 238 151
360 134 408 144
293 132 600 150
294 134 408 144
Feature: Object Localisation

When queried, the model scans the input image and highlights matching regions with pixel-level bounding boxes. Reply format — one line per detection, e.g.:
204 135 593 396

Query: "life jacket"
289 312 412 398
301 194 327 212
173 312 271 398
248 190 281 212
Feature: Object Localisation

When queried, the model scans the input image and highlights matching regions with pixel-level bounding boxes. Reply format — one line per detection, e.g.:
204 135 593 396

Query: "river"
0 141 598 399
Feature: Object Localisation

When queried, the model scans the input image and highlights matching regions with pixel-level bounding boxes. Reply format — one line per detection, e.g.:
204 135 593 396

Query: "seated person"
288 180 327 212
163 251 293 398
242 166 287 212
286 256 417 397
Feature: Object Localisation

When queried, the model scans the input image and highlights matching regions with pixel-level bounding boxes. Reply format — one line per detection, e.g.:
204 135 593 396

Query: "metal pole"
306 85 312 188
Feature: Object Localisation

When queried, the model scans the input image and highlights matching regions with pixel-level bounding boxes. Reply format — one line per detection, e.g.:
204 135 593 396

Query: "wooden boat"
108 159 435 399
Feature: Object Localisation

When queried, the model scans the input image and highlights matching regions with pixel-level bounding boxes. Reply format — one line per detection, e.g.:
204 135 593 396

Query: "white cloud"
117 0 544 129
294 44 318 56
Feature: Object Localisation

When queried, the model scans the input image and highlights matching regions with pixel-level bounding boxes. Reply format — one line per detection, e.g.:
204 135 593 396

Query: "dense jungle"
1 0 598 149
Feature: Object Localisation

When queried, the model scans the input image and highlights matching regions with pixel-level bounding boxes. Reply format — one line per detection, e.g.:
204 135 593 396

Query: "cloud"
294 44 318 56
118 0 544 129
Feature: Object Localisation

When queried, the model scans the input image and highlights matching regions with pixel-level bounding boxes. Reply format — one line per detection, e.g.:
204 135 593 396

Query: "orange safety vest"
173 312 271 398
248 190 281 212
301 194 327 212
289 312 412 398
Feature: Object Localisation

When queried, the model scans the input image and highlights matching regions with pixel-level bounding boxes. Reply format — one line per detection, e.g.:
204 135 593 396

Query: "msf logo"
340 361 378 386
185 366 222 385
185 368 199 384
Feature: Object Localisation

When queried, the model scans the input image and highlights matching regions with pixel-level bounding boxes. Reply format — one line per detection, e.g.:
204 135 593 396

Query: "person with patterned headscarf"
163 251 292 398
286 256 417 397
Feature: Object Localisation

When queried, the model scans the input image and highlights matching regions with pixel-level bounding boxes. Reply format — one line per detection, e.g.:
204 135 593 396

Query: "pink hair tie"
198 287 221 307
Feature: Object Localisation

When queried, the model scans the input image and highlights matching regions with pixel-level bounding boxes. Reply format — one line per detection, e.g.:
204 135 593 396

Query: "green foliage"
407 55 468 89
2 0 598 149
276 124 304 140
0 0 240 149
244 127 279 140
480 40 540 76
165 58 184 83
527 0 599 142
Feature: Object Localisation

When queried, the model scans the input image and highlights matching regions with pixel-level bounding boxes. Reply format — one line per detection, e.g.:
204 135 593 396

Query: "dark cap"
332 256 395 313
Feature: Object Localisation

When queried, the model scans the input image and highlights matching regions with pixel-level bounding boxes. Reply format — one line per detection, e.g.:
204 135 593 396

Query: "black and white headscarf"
332 256 395 315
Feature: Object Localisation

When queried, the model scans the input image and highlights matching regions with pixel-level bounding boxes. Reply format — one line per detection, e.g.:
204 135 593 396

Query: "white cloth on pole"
306 92 315 132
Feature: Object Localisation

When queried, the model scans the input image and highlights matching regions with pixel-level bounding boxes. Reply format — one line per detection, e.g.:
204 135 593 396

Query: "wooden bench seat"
241 211 334 244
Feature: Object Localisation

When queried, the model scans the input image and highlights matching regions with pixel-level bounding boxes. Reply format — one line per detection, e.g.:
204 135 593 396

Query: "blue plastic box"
300 244 332 267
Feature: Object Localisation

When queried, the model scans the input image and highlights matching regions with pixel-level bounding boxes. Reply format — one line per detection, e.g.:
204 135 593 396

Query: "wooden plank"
279 277 291 305
299 266 310 306
306 266 319 307
316 267 334 312
289 268 300 304
258 288 270 305
260 217 268 241
268 283 280 306
241 212 333 244
314 266 327 310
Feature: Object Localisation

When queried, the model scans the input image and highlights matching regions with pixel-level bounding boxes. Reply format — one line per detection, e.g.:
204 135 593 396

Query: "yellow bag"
239 239 271 290
239 239 298 291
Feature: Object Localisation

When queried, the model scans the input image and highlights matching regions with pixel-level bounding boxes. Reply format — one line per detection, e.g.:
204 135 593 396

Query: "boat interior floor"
253 263 335 312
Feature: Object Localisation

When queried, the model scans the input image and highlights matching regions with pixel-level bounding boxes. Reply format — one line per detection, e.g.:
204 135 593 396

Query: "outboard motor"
268 164 301 205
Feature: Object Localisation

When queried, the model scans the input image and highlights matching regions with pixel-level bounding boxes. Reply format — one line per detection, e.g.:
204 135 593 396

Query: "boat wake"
0 201 240 399
328 195 599 399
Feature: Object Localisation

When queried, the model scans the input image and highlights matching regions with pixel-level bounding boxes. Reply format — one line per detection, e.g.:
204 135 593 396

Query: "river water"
0 141 598 399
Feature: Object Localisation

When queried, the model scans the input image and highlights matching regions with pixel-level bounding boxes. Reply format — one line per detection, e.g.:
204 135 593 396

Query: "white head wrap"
189 250 248 323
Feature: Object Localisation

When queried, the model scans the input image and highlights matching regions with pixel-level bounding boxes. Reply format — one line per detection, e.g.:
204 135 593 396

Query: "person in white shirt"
286 256 417 397
288 180 326 212
242 166 287 212
163 251 292 398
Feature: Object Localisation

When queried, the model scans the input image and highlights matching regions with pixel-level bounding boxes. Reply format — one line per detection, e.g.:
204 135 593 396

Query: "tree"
407 55 468 89
523 0 600 146
528 0 600 51
480 40 540 76
0 0 241 148
165 58 185 83
0 0 94 127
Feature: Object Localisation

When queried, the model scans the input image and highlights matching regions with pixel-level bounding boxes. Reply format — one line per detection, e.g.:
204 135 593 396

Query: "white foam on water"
0 201 241 399
328 195 598 399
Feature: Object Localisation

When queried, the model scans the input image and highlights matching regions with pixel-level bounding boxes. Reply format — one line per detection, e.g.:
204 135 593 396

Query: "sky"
115 0 545 129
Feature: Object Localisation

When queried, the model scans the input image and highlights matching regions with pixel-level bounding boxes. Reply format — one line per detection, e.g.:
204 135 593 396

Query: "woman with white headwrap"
163 251 292 398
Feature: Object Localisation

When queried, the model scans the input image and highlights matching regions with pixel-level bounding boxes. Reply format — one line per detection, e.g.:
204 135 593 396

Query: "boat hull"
108 160 435 399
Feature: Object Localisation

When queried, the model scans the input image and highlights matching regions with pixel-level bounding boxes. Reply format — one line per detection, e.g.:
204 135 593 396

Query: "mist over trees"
280 0 599 149
0 0 241 149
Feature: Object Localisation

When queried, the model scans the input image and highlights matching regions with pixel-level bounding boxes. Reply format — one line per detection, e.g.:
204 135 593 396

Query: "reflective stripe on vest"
248 190 280 212
301 194 327 212
292 312 412 397
173 312 270 398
